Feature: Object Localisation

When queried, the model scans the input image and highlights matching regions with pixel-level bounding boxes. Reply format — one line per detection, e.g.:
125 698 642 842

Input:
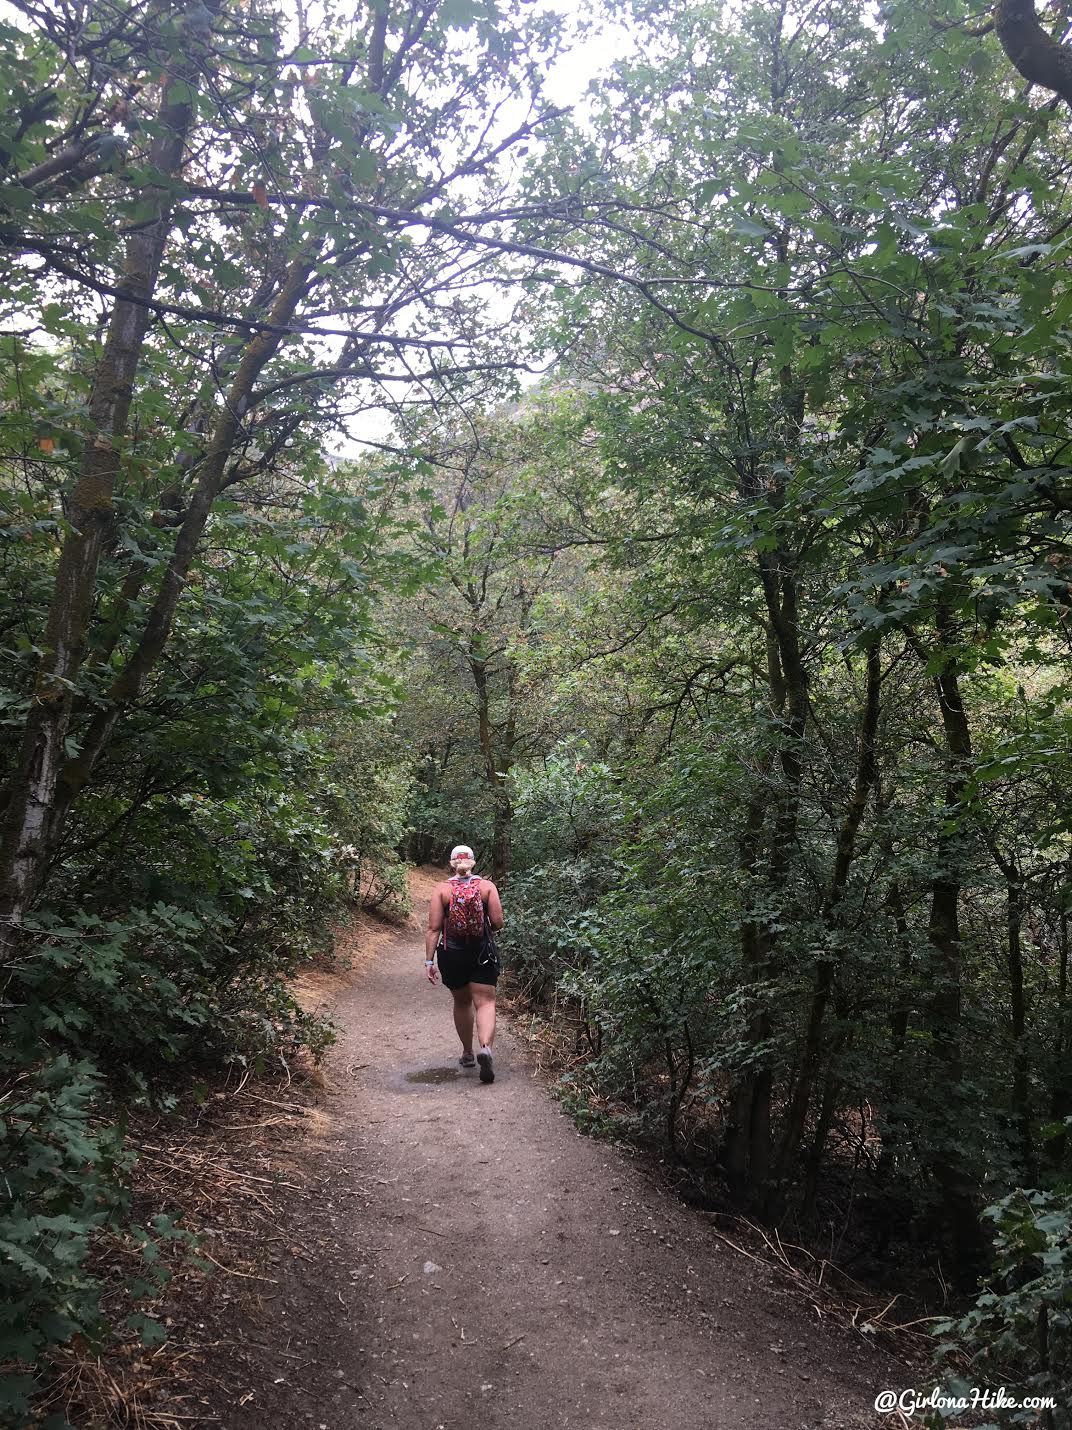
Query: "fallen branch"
137 1149 303 1190
198 1250 278 1283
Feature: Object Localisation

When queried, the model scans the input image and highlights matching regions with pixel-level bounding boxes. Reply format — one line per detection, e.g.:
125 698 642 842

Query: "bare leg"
471 983 496 1048
451 987 474 1055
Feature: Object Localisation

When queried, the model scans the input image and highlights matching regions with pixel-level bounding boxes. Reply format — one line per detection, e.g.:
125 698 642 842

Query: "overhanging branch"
994 0 1072 108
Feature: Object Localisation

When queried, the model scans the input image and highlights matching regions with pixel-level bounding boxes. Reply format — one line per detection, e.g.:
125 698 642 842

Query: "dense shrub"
0 1058 130 1423
0 446 414 1409
933 1187 1072 1428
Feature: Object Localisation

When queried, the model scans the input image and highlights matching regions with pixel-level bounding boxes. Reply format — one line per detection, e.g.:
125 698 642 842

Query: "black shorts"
437 936 499 990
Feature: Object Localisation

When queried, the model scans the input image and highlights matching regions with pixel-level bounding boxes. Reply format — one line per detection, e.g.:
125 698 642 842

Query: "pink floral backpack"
446 874 486 938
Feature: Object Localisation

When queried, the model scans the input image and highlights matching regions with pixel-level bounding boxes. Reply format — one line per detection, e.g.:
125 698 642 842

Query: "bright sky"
540 1 634 107
331 0 636 458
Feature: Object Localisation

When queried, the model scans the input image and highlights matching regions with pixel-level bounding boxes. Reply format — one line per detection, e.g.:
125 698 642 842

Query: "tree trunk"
1005 871 1037 1182
802 1055 844 1225
0 59 206 953
918 609 986 1273
724 557 807 1212
724 788 770 1201
664 1020 695 1160
873 778 916 1190
775 640 881 1189
11 251 316 899
983 833 1038 1184
758 550 808 865
469 645 513 882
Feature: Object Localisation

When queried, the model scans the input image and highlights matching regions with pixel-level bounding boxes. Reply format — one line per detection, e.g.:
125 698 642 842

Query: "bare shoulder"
480 878 499 897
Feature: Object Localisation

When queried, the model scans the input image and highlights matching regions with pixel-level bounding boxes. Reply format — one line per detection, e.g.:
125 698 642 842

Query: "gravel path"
215 890 904 1429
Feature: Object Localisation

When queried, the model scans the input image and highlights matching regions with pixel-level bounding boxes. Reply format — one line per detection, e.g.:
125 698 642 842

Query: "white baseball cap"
450 844 475 861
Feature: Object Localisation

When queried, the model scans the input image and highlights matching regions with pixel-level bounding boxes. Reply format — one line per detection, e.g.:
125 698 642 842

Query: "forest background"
1 0 1071 1421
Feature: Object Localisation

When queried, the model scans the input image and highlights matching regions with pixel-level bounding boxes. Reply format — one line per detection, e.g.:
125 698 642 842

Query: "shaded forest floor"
55 871 923 1429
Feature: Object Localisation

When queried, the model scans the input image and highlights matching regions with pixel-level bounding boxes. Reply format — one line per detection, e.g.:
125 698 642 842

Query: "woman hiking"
425 844 504 1083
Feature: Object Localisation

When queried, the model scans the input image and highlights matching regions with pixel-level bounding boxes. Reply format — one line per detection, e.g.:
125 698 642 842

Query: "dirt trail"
215 878 903 1429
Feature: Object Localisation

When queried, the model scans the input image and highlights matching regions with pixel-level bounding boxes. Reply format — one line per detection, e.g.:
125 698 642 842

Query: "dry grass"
34 1066 319 1428
703 1217 940 1356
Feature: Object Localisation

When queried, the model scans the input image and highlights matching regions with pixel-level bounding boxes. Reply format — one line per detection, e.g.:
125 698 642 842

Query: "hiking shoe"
459 1053 476 1069
477 1049 495 1084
